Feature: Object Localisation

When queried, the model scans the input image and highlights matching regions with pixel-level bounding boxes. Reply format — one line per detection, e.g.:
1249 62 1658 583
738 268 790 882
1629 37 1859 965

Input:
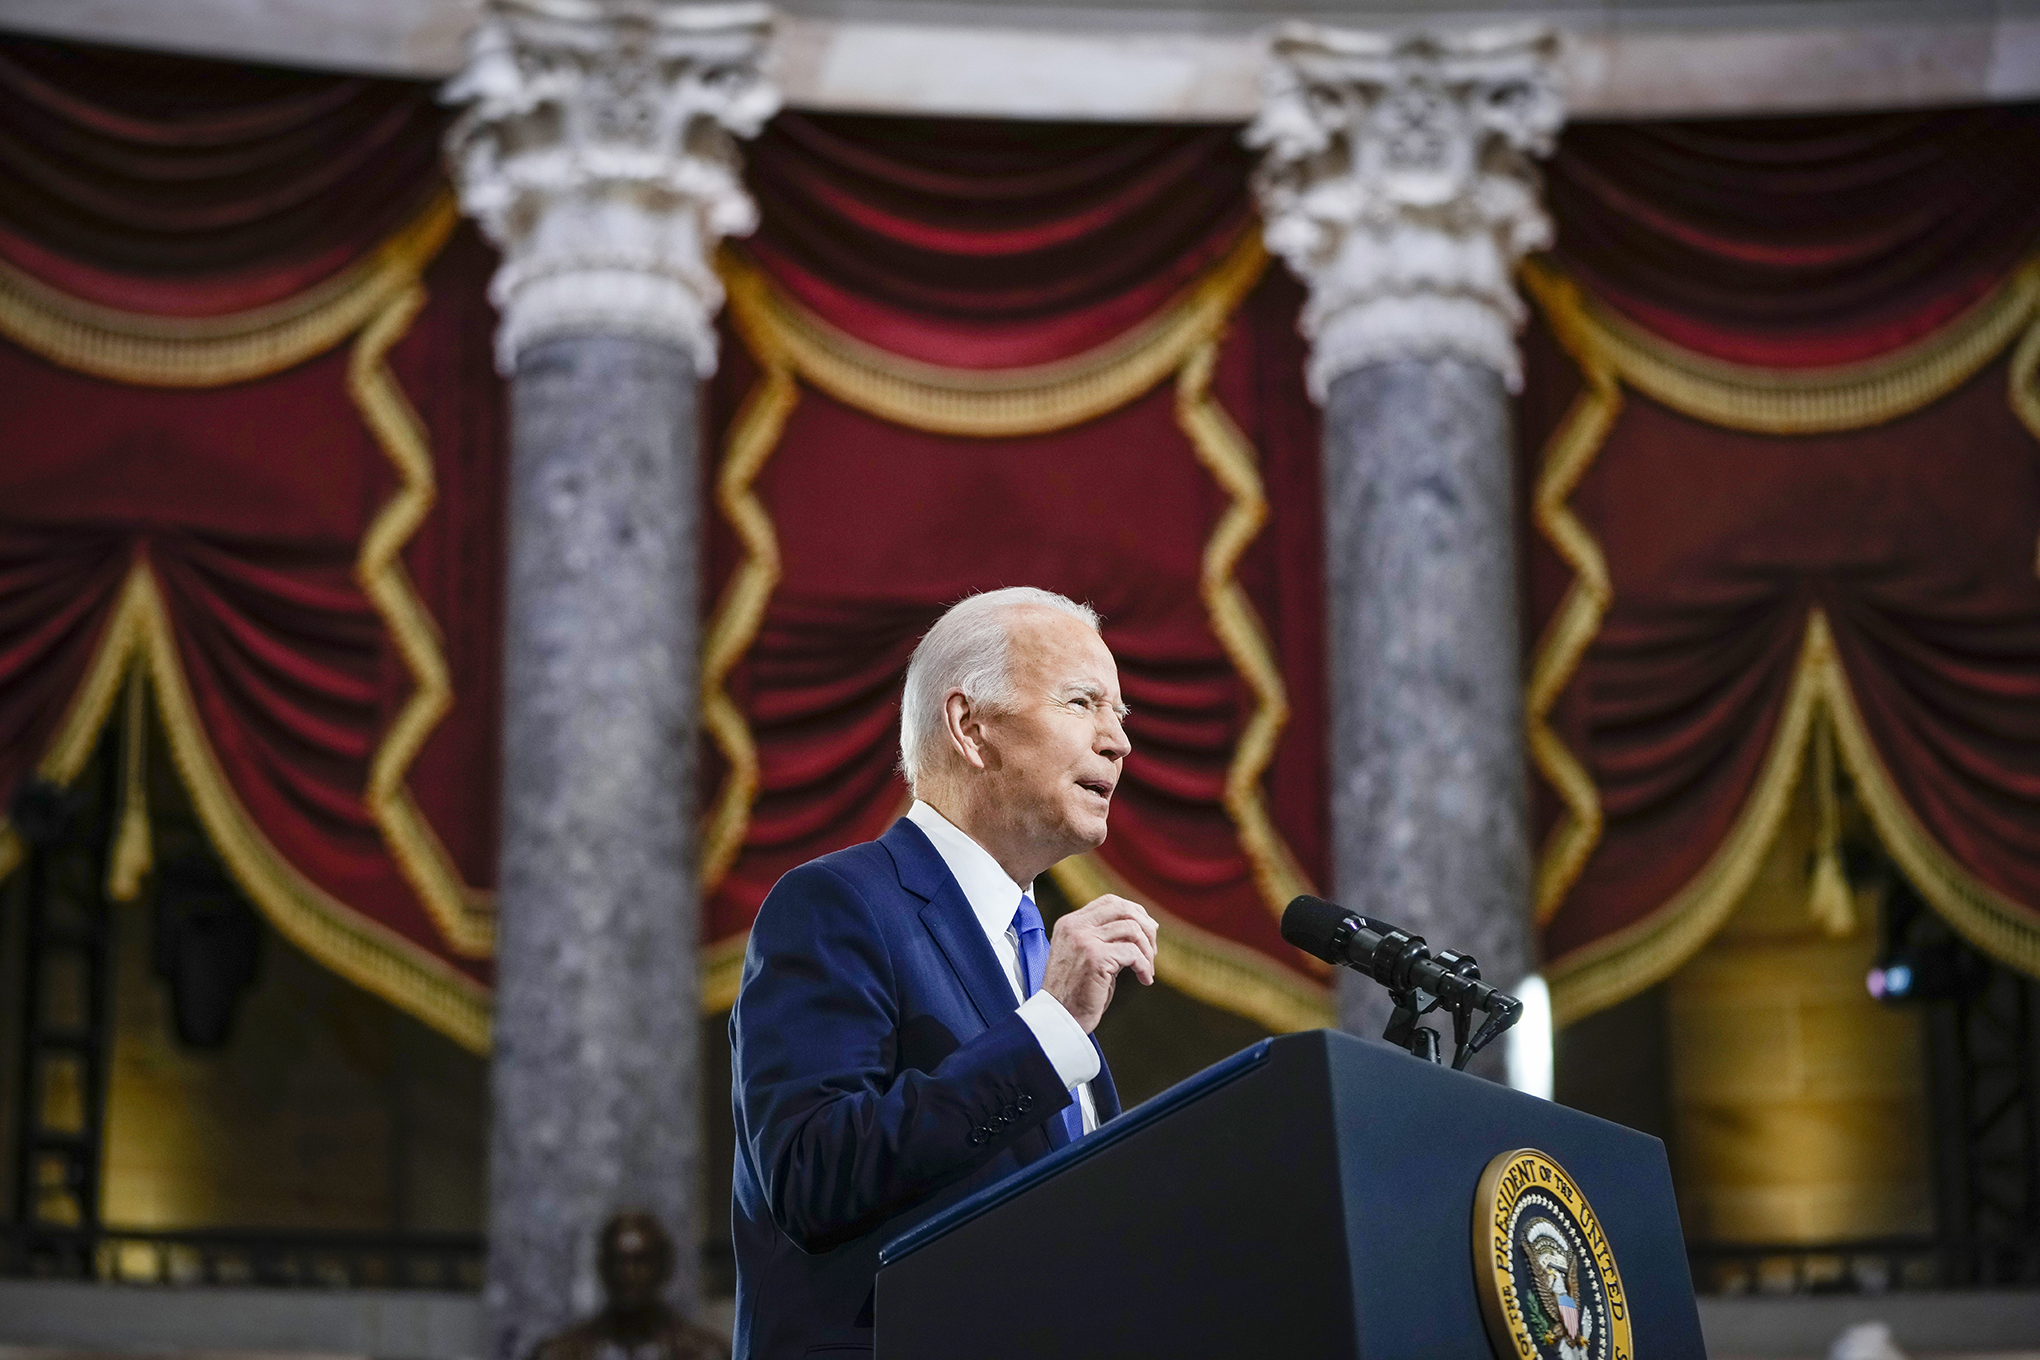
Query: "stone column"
1248 27 1563 1072
443 6 777 1356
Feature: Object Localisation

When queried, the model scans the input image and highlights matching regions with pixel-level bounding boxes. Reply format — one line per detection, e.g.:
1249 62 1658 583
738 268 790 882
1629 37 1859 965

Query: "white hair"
898 587 1101 793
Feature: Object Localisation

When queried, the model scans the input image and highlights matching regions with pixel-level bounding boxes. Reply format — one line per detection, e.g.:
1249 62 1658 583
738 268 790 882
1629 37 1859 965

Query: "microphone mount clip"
1283 897 1524 1071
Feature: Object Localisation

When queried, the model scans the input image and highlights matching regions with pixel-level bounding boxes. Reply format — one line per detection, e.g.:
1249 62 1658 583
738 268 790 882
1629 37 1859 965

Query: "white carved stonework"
1247 25 1564 398
443 0 779 373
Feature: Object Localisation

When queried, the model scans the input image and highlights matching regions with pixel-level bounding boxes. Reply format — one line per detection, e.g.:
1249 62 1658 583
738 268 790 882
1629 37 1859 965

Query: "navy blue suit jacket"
729 817 1120 1359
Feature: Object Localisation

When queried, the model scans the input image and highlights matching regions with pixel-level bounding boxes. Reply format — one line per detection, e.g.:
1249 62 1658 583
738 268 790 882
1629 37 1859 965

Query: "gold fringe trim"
349 279 496 956
1049 851 1332 1034
1546 612 1834 1028
105 665 154 903
1520 247 2040 935
1546 609 2040 1026
1519 262 1621 926
1825 628 2040 979
701 930 751 1014
2008 314 2040 579
0 192 460 388
697 335 799 893
0 563 491 1051
0 184 490 958
700 228 1321 1009
717 231 1269 439
1530 251 2040 436
0 557 148 888
695 850 1340 1031
1173 338 1318 917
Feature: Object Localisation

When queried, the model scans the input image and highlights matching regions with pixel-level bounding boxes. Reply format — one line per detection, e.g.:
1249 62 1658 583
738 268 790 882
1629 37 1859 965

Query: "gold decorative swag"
1521 251 2040 1027
706 230 1333 1032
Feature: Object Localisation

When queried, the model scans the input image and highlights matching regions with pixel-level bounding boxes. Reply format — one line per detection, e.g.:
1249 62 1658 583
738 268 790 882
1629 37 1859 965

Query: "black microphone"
1281 894 1523 1068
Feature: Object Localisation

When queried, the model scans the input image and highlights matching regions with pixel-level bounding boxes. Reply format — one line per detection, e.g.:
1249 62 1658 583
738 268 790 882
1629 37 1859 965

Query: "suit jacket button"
1016 1094 1034 1112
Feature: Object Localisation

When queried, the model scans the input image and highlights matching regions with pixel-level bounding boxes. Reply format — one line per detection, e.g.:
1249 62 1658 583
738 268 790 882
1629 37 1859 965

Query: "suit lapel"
883 819 1114 1148
884 819 1018 1033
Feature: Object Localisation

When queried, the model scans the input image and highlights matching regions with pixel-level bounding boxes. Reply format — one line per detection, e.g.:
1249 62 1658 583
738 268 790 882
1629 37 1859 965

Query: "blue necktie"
1013 894 1085 1146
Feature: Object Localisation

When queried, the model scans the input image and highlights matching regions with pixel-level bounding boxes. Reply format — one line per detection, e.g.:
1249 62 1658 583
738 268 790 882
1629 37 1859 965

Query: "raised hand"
1042 894 1159 1033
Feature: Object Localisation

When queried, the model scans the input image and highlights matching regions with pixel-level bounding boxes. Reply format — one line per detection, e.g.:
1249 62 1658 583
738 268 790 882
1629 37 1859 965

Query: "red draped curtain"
9 35 2037 1046
0 39 504 1050
1521 108 2040 1023
699 113 1332 1028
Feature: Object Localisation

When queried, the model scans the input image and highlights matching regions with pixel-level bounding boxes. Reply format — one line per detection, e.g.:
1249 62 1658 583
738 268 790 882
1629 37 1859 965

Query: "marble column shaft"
489 337 702 1360
1323 359 1530 1072
1248 24 1562 1069
444 7 775 1351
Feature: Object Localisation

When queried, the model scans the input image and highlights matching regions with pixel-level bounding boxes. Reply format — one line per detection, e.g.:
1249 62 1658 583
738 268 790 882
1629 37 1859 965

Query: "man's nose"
1098 710 1130 759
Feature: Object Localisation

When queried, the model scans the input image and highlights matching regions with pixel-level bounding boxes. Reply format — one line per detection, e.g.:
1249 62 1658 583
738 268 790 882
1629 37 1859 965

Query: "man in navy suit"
729 587 1160 1359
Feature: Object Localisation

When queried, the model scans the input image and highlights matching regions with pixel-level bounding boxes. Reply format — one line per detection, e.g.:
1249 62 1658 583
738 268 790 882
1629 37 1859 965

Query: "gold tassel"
105 665 153 902
1807 711 1854 937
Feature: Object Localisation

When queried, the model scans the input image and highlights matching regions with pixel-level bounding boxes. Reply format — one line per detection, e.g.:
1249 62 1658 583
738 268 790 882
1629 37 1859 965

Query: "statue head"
598 1210 674 1313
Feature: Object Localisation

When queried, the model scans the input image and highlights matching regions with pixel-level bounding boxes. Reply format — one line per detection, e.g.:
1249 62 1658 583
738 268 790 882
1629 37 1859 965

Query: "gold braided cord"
1519 262 1621 926
1546 611 1832 1028
0 192 460 388
105 666 154 903
1539 251 2040 435
717 231 1270 439
349 282 497 957
1049 852 1333 1034
0 564 491 1050
697 306 800 892
1173 339 1319 918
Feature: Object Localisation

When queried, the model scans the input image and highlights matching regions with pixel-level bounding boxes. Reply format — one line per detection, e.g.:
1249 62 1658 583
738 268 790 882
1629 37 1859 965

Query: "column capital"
443 0 779 374
1247 24 1564 399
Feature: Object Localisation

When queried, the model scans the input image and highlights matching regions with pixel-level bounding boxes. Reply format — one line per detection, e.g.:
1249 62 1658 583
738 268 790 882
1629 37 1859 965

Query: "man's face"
973 607 1130 865
600 1225 667 1310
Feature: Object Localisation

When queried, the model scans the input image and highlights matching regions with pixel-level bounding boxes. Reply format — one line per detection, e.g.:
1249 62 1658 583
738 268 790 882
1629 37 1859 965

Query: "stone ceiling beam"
3 0 2038 120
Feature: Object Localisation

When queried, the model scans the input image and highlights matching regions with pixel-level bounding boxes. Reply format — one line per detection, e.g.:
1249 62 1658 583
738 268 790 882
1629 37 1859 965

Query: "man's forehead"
1008 607 1109 660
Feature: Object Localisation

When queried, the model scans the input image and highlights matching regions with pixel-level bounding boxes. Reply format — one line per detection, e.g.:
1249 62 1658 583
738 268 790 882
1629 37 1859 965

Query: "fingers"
1066 894 1159 954
1048 895 1158 991
1110 939 1155 987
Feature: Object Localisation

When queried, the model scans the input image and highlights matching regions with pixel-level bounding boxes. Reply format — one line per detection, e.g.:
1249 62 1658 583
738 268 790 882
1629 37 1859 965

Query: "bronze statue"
529 1212 728 1360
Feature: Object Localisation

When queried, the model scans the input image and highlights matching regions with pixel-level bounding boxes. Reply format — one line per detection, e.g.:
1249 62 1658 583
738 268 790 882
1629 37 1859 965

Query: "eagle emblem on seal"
1520 1217 1591 1359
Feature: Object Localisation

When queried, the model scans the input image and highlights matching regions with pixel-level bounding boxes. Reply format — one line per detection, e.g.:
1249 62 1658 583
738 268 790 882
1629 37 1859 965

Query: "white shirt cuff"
1016 990 1101 1090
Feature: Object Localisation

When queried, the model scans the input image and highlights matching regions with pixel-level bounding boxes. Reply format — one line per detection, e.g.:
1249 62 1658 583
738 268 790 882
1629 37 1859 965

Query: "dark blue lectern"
876 1029 1704 1359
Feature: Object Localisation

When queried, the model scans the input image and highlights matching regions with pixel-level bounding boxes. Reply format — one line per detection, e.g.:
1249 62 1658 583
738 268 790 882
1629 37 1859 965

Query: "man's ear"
943 689 991 771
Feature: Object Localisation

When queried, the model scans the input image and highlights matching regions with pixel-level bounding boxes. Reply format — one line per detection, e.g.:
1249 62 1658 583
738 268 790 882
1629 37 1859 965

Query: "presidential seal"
1473 1148 1633 1360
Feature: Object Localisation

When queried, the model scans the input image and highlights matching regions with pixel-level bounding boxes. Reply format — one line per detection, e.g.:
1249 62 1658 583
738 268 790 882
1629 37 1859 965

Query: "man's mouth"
1077 780 1113 800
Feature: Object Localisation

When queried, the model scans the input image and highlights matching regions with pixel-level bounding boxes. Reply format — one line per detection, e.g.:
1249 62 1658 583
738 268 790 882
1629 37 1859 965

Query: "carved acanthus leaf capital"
1247 24 1564 397
443 0 779 374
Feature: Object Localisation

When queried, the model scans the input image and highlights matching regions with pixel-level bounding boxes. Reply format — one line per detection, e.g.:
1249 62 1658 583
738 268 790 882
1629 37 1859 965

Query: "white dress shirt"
905 800 1100 1132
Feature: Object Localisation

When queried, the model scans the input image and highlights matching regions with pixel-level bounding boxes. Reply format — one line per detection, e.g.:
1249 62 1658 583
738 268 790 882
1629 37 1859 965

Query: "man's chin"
1072 812 1110 852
